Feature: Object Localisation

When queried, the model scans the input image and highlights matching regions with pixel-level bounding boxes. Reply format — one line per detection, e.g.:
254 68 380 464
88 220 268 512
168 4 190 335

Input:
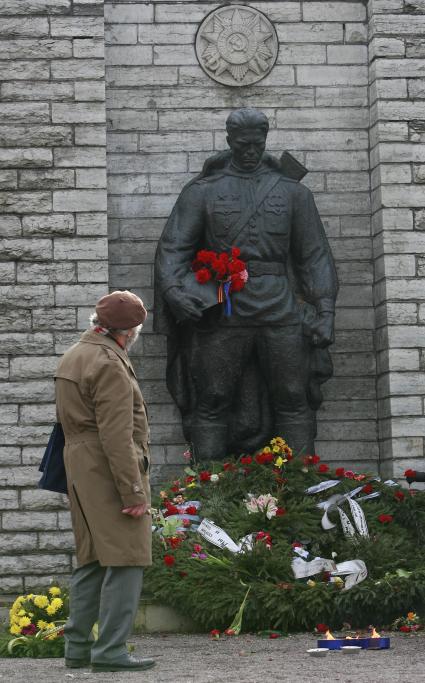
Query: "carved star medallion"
195 5 279 87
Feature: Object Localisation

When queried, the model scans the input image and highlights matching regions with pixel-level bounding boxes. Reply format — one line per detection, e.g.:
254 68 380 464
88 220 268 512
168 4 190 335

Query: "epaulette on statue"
196 150 308 183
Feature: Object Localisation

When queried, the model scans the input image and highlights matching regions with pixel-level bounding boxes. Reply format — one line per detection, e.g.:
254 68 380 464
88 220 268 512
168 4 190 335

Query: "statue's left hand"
310 311 335 348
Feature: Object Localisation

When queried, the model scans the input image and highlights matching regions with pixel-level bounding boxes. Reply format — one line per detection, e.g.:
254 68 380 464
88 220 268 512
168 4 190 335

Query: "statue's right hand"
164 287 203 322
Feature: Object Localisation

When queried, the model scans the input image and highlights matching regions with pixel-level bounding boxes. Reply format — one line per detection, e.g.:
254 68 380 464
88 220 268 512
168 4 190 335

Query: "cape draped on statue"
153 150 337 454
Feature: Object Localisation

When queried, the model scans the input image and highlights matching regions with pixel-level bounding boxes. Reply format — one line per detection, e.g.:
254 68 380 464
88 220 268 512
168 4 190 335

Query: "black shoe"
91 656 156 672
65 657 91 669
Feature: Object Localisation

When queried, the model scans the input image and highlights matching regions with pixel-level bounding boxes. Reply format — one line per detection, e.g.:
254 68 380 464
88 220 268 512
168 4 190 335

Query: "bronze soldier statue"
154 108 338 460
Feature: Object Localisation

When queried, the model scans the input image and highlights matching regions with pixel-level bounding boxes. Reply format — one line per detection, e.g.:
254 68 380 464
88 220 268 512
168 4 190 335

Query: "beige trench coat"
55 330 152 567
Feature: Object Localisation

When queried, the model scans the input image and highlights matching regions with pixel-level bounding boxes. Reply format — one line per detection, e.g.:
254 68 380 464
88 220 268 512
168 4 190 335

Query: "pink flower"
344 470 355 479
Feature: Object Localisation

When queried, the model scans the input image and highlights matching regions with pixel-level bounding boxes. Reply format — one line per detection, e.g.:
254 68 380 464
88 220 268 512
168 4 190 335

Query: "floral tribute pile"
1 586 69 658
145 439 425 635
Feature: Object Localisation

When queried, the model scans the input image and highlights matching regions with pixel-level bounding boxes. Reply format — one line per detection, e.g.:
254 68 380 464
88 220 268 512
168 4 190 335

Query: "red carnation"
164 503 179 517
195 268 211 284
228 258 245 274
212 258 228 278
166 536 183 549
223 462 236 471
292 541 302 549
255 452 274 465
185 475 195 484
200 471 211 482
269 632 280 639
335 467 345 477
344 470 355 479
164 554 175 566
197 249 216 264
231 246 241 258
400 625 411 633
210 629 220 639
185 505 197 515
394 491 405 501
378 514 393 524
230 275 245 292
311 454 320 464
275 507 286 516
316 623 329 634
224 628 236 636
318 464 329 473
362 483 373 495
405 469 417 479
240 455 252 465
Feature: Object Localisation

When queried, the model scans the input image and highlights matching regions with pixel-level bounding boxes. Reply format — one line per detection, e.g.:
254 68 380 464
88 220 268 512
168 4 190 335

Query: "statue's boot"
275 419 316 457
191 422 228 461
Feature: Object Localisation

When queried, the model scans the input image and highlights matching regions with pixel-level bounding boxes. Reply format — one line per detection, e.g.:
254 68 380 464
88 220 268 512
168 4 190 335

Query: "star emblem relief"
195 6 278 87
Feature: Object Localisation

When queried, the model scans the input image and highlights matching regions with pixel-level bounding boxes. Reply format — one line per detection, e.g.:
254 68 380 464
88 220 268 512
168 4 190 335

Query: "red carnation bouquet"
191 247 248 316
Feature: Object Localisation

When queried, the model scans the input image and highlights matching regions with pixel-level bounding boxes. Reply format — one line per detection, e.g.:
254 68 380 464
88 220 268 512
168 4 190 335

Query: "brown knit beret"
95 290 147 329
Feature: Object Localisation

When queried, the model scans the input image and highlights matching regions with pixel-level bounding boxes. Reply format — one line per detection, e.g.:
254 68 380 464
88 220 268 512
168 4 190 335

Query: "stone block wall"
0 0 108 593
105 0 377 480
1 0 424 593
369 0 425 478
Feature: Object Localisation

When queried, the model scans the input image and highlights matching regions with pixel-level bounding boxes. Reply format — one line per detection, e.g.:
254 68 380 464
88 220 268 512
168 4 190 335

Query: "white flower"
244 493 278 518
210 474 219 483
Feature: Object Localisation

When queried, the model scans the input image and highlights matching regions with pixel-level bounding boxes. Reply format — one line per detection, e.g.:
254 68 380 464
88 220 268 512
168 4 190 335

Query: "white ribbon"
348 498 369 537
305 480 340 495
331 559 368 591
291 556 336 579
293 546 310 559
291 556 368 591
338 507 356 536
197 519 255 554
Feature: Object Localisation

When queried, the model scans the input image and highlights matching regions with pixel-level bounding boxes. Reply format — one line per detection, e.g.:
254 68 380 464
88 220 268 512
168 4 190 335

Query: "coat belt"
247 261 286 277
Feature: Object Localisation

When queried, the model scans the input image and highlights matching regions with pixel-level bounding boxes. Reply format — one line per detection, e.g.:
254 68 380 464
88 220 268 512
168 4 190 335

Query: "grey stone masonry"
105 0 377 483
369 0 425 478
0 0 108 593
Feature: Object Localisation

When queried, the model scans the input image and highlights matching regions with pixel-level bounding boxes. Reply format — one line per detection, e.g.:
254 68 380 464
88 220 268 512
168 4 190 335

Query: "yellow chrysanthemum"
9 624 21 635
46 604 57 616
263 447 271 453
307 580 316 588
49 587 61 596
270 438 277 446
19 616 31 628
51 598 63 610
275 456 284 468
186 482 196 488
18 609 26 616
37 620 49 630
33 595 49 609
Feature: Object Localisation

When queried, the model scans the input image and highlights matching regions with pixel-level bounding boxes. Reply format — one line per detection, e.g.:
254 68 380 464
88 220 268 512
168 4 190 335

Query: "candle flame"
370 627 380 639
324 630 335 640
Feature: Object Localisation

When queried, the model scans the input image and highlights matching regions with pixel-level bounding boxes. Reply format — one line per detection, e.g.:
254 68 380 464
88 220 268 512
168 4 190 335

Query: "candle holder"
317 636 390 650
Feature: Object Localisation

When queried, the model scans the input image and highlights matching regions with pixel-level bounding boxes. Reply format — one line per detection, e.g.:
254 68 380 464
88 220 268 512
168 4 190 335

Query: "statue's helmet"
226 108 269 139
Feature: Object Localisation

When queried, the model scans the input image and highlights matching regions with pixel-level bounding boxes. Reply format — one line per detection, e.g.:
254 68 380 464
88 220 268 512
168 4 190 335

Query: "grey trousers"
64 561 144 664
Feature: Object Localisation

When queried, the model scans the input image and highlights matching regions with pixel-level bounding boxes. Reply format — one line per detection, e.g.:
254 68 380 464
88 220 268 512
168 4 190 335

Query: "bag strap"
226 174 283 244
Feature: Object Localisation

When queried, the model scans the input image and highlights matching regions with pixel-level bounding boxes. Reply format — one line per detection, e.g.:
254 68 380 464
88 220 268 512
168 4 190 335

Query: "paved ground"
0 633 424 682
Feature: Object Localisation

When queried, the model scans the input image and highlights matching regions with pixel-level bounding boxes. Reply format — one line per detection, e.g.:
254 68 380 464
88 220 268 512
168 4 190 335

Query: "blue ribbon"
224 281 232 316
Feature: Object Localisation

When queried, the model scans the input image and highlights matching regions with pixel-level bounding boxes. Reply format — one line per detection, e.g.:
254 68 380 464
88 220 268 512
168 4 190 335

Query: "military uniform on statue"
154 109 338 460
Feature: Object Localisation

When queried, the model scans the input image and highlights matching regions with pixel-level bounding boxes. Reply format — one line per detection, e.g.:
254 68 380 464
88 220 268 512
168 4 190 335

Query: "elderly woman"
55 290 155 673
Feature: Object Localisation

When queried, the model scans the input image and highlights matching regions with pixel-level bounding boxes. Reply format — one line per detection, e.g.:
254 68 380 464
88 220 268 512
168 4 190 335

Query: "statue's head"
226 108 269 171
